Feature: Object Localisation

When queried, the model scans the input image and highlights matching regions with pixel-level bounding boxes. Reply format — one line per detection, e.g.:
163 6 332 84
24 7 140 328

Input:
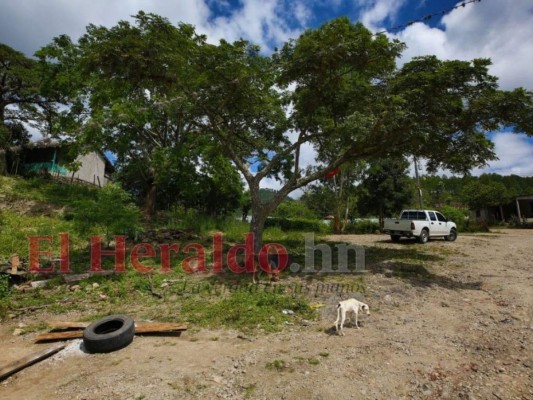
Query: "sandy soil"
1 229 532 399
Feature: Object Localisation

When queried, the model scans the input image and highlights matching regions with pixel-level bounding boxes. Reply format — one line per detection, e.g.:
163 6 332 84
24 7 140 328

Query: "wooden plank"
35 331 83 342
47 321 89 330
47 321 187 332
0 344 66 381
36 322 188 343
135 323 188 333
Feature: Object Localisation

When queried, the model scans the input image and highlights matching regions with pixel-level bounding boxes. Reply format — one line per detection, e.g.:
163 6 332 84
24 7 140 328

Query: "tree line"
299 165 533 231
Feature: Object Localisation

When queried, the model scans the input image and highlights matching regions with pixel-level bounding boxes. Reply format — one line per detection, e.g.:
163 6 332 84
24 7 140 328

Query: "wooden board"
0 344 66 381
36 322 188 343
47 321 88 330
35 331 83 342
135 322 188 333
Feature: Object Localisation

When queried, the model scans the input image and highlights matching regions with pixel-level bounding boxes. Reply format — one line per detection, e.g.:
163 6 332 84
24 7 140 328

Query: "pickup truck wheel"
417 229 429 244
445 229 457 242
390 235 401 242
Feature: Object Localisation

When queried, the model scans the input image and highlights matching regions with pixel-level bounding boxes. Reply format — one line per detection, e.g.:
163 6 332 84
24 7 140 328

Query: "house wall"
71 152 109 187
516 198 533 221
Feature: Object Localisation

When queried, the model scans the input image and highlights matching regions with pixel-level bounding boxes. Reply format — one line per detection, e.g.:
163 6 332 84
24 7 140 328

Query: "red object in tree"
325 167 340 179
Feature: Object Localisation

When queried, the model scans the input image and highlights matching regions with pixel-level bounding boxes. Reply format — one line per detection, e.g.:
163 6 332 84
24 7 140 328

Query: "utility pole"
413 156 423 209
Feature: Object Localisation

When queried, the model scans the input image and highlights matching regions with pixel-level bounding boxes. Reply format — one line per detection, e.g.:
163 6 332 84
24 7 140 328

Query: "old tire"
417 229 429 244
83 315 135 353
445 229 457 242
390 235 401 242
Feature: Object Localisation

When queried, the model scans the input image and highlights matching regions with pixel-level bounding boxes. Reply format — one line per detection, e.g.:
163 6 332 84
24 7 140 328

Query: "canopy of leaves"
459 180 511 212
0 44 40 148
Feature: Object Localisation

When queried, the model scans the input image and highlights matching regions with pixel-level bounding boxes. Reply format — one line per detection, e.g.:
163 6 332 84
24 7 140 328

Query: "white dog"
334 298 370 336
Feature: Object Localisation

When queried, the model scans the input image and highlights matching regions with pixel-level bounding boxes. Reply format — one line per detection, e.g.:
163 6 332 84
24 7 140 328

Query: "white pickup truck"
383 210 457 244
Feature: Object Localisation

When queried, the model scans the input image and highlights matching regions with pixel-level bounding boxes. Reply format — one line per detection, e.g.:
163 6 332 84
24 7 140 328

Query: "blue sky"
1 0 532 189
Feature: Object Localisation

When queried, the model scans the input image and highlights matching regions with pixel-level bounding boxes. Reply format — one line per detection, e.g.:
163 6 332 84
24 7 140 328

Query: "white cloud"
409 132 533 178
1 0 312 56
355 0 408 30
200 0 306 51
0 0 211 55
473 132 533 176
393 0 533 90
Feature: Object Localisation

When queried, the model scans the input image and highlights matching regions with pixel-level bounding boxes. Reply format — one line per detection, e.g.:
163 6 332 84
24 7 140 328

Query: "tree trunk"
0 104 6 175
248 183 268 254
250 210 267 255
144 182 157 218
341 200 350 233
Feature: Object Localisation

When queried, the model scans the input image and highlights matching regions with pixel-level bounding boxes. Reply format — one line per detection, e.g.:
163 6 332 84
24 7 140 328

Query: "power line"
374 0 482 35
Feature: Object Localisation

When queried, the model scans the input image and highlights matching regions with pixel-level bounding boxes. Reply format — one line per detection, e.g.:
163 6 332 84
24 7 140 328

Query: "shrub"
265 217 326 232
441 206 469 232
344 220 380 234
73 183 141 243
273 200 318 220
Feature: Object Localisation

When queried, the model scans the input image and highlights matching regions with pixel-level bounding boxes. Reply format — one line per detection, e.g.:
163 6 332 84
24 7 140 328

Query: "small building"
472 195 533 225
6 140 114 187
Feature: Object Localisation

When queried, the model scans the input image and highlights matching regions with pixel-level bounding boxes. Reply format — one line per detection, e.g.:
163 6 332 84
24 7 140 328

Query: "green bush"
73 183 141 242
344 220 380 234
273 200 318 220
441 206 469 232
265 217 326 232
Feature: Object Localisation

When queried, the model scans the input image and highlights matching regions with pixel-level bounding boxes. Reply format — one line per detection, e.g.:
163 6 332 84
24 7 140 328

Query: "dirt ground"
1 229 532 399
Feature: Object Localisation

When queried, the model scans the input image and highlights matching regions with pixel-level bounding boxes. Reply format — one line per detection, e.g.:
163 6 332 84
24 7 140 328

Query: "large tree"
37 13 238 216
194 17 532 252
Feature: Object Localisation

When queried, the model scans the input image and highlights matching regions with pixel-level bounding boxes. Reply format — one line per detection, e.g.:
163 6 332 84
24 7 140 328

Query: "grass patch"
265 359 288 371
180 288 315 333
243 383 257 399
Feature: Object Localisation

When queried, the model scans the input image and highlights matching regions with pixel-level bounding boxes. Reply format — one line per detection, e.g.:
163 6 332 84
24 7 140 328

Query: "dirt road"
1 230 532 399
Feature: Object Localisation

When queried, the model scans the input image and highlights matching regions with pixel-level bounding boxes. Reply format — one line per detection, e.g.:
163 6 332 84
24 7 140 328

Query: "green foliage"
0 44 40 148
265 217 326 232
417 174 533 211
441 206 469 231
73 183 141 242
460 180 510 212
273 200 318 220
0 210 74 257
37 13 243 217
181 289 314 332
344 220 380 234
0 176 98 270
357 158 413 223
0 275 10 299
258 189 278 204
301 184 337 219
3 175 97 206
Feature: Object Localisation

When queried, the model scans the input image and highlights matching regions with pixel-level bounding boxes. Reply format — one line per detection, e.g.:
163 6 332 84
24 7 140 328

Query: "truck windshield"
400 211 427 220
